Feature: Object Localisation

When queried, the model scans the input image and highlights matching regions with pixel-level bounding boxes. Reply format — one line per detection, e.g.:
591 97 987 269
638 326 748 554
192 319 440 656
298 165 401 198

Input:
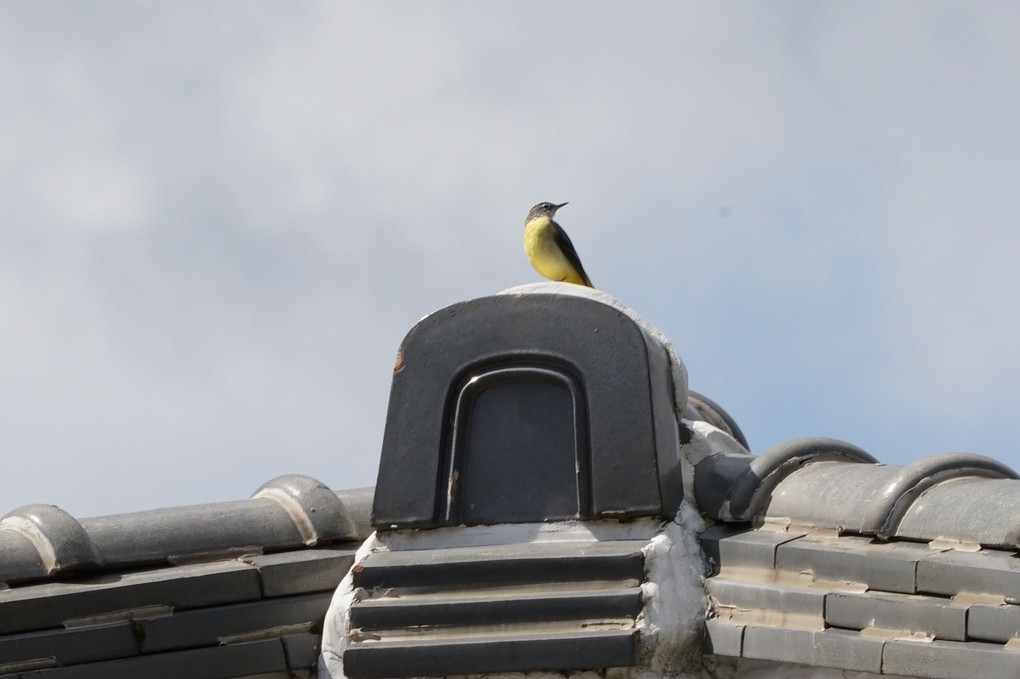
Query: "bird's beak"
553 202 568 212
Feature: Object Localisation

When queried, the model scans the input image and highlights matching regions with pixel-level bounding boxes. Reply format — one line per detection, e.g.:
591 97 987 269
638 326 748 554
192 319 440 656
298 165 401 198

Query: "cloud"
2 2 1020 516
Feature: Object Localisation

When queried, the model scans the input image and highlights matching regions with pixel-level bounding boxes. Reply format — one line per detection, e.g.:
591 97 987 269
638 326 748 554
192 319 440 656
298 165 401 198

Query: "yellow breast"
524 217 586 285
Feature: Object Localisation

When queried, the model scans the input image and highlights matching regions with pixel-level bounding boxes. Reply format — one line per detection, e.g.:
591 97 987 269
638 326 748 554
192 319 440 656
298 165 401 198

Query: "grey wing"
553 223 593 287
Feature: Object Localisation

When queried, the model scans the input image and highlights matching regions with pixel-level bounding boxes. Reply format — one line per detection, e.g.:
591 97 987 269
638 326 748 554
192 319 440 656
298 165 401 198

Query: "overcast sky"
3 2 1020 518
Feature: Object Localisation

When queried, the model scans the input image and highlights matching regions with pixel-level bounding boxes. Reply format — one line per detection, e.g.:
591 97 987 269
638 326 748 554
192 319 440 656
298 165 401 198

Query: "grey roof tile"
870 454 1017 541
0 621 137 668
698 441 1019 545
774 534 930 593
761 461 901 533
249 475 361 545
698 524 806 573
686 390 749 451
15 638 287 679
280 632 321 669
707 577 825 621
741 625 884 673
917 548 1020 602
694 452 754 520
896 478 1020 548
763 453 1017 540
695 437 877 522
0 531 47 584
82 500 307 568
703 619 744 657
0 480 369 677
136 592 330 654
0 560 261 635
881 638 1020 679
239 547 356 598
696 436 1020 675
968 602 1020 643
825 590 968 641
0 505 100 580
333 487 375 544
0 476 370 586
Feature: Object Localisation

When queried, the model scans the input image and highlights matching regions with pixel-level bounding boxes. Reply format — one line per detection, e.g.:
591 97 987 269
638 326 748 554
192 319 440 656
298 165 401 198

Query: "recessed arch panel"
441 363 591 525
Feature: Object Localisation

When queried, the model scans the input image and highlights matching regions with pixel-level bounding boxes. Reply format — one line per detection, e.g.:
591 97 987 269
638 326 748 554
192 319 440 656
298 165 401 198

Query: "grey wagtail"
523 201 594 287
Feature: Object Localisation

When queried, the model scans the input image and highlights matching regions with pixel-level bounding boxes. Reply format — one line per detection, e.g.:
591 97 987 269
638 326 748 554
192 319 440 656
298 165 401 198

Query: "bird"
523 201 594 287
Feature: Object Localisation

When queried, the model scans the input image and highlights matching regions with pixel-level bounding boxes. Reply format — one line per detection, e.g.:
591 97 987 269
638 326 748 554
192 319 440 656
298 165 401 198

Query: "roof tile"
0 560 261 635
825 590 967 641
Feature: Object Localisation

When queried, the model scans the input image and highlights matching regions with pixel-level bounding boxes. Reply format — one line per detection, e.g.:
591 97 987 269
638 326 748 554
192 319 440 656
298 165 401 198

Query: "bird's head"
527 201 568 221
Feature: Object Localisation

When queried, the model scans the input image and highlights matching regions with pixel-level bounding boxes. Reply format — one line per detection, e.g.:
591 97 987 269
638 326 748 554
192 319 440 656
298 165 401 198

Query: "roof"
0 476 372 678
7 286 1020 679
697 438 1020 676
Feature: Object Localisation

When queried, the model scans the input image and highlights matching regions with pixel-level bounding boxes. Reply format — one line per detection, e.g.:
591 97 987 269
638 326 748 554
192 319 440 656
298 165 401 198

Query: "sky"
3 2 1020 518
